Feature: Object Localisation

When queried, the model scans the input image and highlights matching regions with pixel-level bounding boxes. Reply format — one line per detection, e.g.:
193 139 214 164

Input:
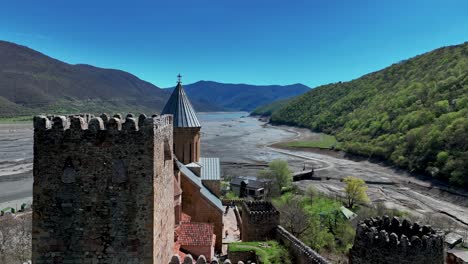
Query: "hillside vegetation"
0 40 218 117
168 80 310 111
257 43 468 187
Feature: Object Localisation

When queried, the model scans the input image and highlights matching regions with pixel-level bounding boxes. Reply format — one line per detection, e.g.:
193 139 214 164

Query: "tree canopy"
258 159 292 197
343 176 369 208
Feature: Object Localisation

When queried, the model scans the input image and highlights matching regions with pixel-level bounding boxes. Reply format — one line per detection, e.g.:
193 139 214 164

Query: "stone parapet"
276 225 329 264
349 216 445 264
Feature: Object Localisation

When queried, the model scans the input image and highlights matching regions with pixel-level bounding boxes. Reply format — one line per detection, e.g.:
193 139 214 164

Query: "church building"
162 75 223 259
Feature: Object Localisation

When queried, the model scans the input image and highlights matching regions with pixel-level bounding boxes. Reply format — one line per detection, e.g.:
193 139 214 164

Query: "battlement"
243 200 279 214
34 113 173 132
32 112 176 263
349 216 445 264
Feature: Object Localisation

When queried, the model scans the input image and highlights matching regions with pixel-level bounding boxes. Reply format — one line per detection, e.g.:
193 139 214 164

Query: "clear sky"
1 0 467 88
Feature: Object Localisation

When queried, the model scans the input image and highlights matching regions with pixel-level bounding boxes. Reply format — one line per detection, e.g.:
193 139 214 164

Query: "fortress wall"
349 216 445 264
276 226 330 264
32 114 174 264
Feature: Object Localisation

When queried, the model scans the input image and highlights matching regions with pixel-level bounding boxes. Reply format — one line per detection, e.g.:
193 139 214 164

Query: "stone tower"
32 114 175 264
241 201 280 241
161 75 201 164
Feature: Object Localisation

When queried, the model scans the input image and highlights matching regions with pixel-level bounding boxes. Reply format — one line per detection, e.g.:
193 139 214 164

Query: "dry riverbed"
1 113 467 232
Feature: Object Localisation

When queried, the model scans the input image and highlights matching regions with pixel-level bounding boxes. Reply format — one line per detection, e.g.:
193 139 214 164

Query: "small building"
230 176 273 199
445 232 464 249
447 248 468 264
292 169 314 181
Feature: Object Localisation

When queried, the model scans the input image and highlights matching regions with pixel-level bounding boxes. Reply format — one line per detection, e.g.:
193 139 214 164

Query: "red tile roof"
178 222 215 246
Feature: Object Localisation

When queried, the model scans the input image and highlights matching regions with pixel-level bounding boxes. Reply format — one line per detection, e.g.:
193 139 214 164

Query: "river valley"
0 112 467 233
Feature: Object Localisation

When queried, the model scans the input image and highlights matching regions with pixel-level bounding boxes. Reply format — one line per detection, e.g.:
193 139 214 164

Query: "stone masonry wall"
241 201 279 241
32 113 175 264
276 225 329 264
173 127 200 164
349 216 445 264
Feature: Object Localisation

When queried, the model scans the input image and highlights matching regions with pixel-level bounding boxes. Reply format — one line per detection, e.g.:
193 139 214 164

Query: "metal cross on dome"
177 74 182 83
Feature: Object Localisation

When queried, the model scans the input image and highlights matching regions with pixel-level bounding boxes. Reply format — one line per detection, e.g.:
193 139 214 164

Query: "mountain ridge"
0 40 220 116
166 80 310 111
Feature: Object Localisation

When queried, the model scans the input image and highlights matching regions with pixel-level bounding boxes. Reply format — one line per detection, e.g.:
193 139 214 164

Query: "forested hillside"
260 43 468 187
0 40 218 117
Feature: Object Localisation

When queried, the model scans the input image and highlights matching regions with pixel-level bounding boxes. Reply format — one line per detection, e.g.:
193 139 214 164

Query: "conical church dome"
162 78 201 128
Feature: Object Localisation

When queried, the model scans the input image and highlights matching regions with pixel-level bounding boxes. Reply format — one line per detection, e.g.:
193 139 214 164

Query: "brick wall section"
241 201 279 241
32 114 175 264
276 226 330 264
349 216 445 264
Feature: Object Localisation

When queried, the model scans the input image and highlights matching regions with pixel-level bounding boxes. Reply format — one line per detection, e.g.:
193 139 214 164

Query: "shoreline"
262 121 468 227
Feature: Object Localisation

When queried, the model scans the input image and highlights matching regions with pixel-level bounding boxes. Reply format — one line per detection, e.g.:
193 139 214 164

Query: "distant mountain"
254 42 468 187
167 81 310 111
0 40 218 117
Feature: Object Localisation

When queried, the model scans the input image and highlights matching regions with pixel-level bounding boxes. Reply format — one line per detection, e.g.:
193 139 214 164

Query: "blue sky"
1 0 467 88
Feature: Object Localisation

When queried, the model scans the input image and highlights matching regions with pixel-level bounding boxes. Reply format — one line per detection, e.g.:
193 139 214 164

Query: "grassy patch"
228 241 291 264
303 196 342 216
282 134 338 149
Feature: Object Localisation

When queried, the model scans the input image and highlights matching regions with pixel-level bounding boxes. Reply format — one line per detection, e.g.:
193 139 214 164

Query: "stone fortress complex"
31 77 447 264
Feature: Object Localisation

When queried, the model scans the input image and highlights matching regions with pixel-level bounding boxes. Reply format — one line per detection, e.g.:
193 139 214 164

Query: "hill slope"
168 81 310 111
0 40 218 117
259 43 468 187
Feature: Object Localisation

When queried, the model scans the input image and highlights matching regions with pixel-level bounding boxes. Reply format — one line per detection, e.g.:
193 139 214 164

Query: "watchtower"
161 74 201 164
241 201 280 241
32 113 175 264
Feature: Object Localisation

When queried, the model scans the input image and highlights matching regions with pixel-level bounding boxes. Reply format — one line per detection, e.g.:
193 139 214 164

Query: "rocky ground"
1 112 467 233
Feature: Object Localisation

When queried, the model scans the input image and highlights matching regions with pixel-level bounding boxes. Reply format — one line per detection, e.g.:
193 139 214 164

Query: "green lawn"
228 241 290 264
282 134 338 149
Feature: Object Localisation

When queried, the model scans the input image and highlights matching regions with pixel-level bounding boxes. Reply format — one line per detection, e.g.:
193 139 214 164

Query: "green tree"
258 160 292 197
343 176 369 208
273 194 311 237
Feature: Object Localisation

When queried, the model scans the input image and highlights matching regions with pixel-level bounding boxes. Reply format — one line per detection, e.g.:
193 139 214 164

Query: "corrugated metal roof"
161 82 201 128
176 160 223 212
340 206 357 220
199 157 221 180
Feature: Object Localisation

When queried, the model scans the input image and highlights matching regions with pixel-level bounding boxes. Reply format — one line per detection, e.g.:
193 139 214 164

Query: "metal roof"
176 160 223 212
339 206 358 220
199 157 221 181
161 82 201 128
